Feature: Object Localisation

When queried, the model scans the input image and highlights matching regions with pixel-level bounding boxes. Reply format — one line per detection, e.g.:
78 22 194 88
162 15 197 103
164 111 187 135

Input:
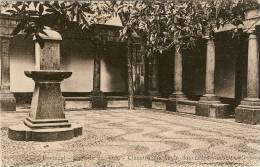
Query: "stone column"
196 36 229 118
8 29 82 141
246 32 259 99
167 44 186 111
172 43 186 98
0 35 16 111
148 54 160 97
90 43 107 109
200 37 219 101
235 29 260 124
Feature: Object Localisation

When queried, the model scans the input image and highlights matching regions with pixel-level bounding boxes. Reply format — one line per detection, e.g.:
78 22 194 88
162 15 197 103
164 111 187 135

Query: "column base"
166 93 187 112
199 94 220 103
0 91 16 111
235 98 260 124
196 94 229 118
90 90 107 109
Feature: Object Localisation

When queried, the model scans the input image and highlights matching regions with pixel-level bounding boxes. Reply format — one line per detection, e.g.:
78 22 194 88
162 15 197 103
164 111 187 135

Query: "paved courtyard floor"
1 108 260 167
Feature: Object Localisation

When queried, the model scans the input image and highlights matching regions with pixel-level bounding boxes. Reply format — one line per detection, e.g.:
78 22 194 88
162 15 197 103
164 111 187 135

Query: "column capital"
247 27 256 34
247 29 258 40
247 27 260 37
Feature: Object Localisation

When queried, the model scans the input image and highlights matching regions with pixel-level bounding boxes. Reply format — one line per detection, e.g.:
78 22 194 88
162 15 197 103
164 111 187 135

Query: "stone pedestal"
235 30 260 124
8 29 82 141
196 37 229 118
91 44 107 109
0 35 16 111
167 44 187 111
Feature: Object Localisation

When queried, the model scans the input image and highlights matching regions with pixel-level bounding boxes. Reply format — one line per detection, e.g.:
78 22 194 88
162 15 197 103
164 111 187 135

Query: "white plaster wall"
10 35 35 92
60 39 94 92
9 37 127 93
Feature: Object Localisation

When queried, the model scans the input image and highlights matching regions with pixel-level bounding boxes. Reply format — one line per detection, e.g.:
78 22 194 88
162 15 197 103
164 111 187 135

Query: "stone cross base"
235 98 260 124
0 92 16 111
8 70 82 141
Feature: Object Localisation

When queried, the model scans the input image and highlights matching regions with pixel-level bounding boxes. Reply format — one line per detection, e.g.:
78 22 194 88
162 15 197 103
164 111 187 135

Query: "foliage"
2 0 258 51
116 0 258 55
3 1 113 47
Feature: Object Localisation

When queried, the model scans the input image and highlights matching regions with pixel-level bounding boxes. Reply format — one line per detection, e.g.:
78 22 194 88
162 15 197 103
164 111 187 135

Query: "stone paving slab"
1 108 260 167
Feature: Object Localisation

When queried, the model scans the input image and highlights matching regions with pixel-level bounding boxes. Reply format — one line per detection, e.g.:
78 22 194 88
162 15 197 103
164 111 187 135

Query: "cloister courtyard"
2 1 260 167
1 107 260 167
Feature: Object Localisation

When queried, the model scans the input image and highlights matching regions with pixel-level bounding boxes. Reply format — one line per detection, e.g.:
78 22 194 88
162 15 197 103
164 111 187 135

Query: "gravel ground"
1 108 260 167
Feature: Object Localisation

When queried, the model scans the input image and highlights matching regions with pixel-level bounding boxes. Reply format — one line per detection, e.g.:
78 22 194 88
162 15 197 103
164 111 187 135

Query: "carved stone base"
0 91 16 111
90 90 107 109
235 98 260 124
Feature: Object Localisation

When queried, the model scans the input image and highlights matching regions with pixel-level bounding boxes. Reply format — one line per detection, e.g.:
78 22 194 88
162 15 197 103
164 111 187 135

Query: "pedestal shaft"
30 82 65 120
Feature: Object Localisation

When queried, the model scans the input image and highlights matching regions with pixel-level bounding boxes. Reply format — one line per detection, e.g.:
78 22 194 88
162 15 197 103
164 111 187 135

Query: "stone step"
65 100 91 110
24 119 71 128
64 96 128 109
152 97 168 110
152 101 167 110
107 100 128 108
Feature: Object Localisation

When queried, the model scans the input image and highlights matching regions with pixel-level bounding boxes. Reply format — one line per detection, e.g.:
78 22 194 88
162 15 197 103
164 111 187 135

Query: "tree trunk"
127 40 134 110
